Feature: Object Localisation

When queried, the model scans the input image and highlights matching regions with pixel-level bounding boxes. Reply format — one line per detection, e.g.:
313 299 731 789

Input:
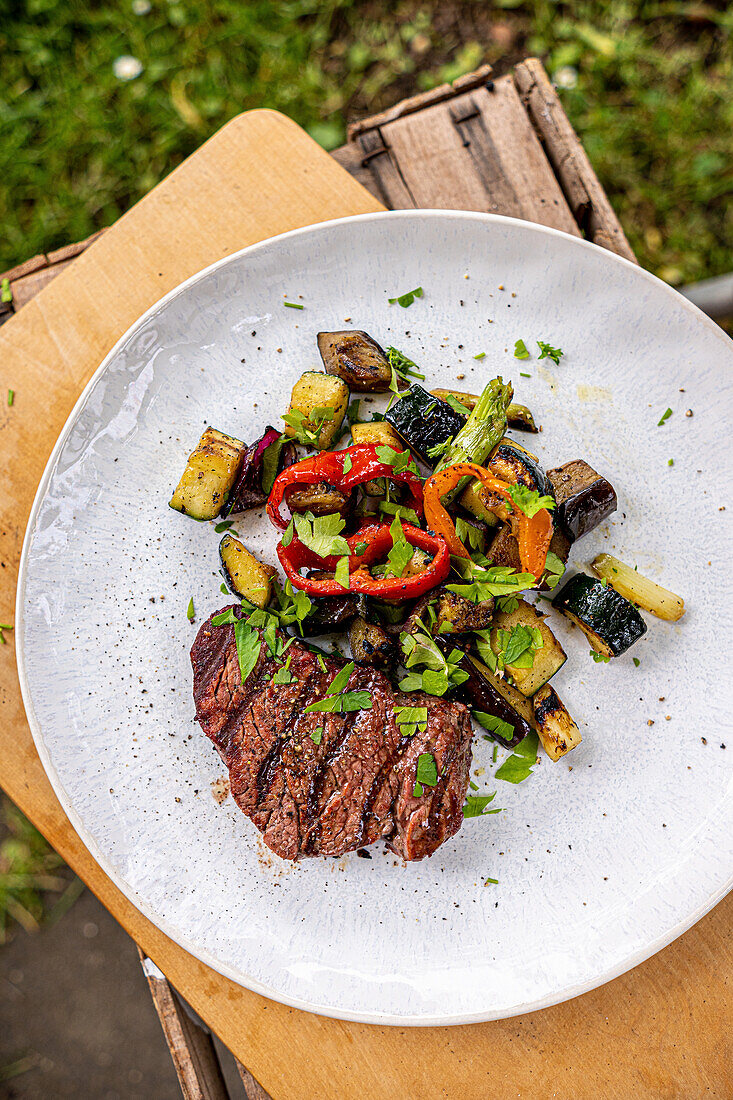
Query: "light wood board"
0 108 730 1099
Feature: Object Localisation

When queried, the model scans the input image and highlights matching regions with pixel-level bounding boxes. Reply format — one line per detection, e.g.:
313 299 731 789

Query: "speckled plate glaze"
17 211 733 1025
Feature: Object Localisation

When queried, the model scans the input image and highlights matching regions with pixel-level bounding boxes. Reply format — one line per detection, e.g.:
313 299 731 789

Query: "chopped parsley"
542 551 566 590
214 520 234 533
426 437 452 462
492 744 498 763
233 618 262 683
388 286 423 308
374 445 419 476
472 711 514 743
385 513 414 579
0 278 11 304
186 597 195 622
491 622 543 671
379 500 420 525
282 406 334 447
334 555 350 590
271 655 294 685
454 516 485 554
293 511 350 558
519 372 531 379
668 458 674 467
447 556 536 603
444 393 469 415
346 399 361 426
474 352 486 360
590 649 611 663
272 577 312 634
304 661 373 714
484 877 499 886
0 623 13 645
310 726 324 744
514 339 530 360
633 657 641 667
495 730 539 784
394 705 428 738
496 594 520 614
7 389 14 406
342 453 353 475
261 436 287 495
463 792 498 818
399 628 469 696
283 300 304 310
657 407 673 426
220 582 228 594
537 340 563 364
413 751 437 796
505 483 555 517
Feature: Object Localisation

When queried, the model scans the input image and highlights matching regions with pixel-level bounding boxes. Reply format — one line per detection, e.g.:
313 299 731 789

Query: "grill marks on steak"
191 606 473 861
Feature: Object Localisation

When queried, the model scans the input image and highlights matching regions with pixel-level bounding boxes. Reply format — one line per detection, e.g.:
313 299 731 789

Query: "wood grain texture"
0 91 730 1100
513 58 636 260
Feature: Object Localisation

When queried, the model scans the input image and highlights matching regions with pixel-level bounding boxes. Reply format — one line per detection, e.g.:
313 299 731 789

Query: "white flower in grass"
553 66 578 90
113 55 144 81
132 0 151 12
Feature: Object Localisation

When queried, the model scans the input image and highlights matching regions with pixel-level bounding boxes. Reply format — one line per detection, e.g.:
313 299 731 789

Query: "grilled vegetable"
458 479 502 527
285 481 352 517
488 598 566 696
591 553 685 621
170 427 246 520
219 534 276 608
430 389 538 433
432 378 513 474
487 524 522 570
546 460 617 542
317 330 391 392
284 372 349 450
350 420 403 449
349 616 394 667
552 573 647 657
220 427 297 517
385 384 465 464
488 440 549 496
436 589 494 634
300 594 358 636
402 547 432 577
533 685 581 761
457 654 533 747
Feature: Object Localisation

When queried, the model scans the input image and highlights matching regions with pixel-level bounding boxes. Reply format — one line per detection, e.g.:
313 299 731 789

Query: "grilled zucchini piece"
385 384 465 464
436 589 494 634
350 420 404 449
546 460 617 542
489 598 566 696
284 372 349 450
459 479 503 527
552 573 647 657
317 330 391 392
349 616 394 667
533 685 581 761
219 534 276 608
591 554 684 622
169 427 245 520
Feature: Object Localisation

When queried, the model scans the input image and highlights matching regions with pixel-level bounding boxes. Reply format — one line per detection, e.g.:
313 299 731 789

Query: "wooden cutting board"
0 108 730 1100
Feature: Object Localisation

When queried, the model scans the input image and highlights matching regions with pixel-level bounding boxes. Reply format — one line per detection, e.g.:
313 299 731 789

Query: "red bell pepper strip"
423 462 553 579
267 444 423 530
277 522 450 599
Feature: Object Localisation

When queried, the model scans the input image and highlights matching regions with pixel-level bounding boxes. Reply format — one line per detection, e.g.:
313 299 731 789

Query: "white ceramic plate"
17 211 733 1025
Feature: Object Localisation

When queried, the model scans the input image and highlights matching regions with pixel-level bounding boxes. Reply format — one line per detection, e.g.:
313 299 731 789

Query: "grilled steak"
191 606 473 861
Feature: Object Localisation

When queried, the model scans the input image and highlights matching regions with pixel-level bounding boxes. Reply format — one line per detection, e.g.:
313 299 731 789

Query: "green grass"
0 0 731 937
1 0 731 286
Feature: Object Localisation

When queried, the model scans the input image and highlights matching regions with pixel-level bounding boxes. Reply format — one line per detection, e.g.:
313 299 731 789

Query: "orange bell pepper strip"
423 462 553 579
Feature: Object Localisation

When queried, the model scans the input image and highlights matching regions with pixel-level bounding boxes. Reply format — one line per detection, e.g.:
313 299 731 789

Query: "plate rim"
15 208 733 1026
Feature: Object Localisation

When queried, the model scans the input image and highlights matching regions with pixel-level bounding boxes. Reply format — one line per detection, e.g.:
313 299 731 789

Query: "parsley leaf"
272 577 312 634
342 453 353 475
542 550 566 590
304 661 373 714
463 791 498 817
496 594 520 614
293 511 350 558
388 287 424 308
537 340 563 364
657 407 673 426
394 704 428 738
379 500 420 525
444 394 469 416
186 597 195 622
334 555 350 590
272 655 294 685
310 726 324 744
0 279 12 304
590 648 611 663
375 444 419 476
455 516 485 553
385 513 414 579
282 406 334 447
505 483 556 517
413 751 438 796
346 399 361 426
447 557 536 603
233 619 262 683
426 437 452 461
399 629 468 696
261 436 286 495
514 339 530 360
495 731 539 784
472 711 514 742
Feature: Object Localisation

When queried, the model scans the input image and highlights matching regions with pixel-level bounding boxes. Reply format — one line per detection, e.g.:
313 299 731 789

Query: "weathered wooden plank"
513 58 636 260
138 949 229 1100
347 64 493 139
356 129 416 209
0 253 47 283
236 1062 274 1100
329 144 383 204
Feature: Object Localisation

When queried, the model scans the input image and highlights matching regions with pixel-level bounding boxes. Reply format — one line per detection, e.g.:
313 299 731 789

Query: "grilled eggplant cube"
284 372 349 450
219 534 276 608
547 459 617 542
385 384 465 464
436 589 494 634
300 594 358 636
591 553 685 621
349 616 394 667
285 482 352 517
533 685 581 761
350 420 404 449
487 524 522 571
457 654 534 747
169 427 245 520
552 573 647 657
489 598 566 696
317 330 391 392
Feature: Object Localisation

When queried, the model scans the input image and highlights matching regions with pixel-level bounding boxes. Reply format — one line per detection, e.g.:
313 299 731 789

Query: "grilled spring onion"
591 554 685 622
432 378 513 475
169 427 245 520
533 685 581 761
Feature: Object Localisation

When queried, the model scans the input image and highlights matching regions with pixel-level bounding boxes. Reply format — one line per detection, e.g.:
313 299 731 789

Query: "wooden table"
1 59 730 1100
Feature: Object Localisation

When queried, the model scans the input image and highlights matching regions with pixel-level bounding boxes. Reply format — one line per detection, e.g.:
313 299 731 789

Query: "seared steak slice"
191 606 472 861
